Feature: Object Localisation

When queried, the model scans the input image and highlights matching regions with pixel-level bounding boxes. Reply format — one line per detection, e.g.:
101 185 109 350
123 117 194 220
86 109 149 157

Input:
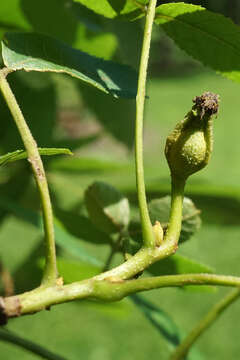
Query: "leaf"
72 0 147 20
85 181 130 234
147 253 214 277
155 3 240 83
2 32 138 98
149 196 201 243
0 148 72 166
130 294 203 359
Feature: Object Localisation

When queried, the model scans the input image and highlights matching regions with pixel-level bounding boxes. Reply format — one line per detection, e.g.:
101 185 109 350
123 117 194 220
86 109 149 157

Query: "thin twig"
135 0 157 247
0 69 58 286
169 288 240 360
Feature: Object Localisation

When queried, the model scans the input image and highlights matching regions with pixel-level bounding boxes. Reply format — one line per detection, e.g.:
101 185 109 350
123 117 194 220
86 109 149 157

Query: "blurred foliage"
0 1 240 360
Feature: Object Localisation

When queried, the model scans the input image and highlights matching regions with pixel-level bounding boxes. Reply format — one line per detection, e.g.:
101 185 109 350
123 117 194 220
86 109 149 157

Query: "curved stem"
170 288 240 360
0 328 67 360
135 0 157 248
0 69 57 285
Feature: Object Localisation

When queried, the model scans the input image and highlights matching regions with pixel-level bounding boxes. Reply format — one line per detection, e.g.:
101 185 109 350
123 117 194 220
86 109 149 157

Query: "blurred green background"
0 1 240 359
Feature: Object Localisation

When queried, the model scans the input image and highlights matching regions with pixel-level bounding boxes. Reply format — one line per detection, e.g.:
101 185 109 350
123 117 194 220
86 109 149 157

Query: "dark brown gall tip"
193 92 219 119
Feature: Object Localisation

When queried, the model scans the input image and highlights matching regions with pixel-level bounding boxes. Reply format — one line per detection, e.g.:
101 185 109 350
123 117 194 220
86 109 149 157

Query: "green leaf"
85 181 130 234
155 3 240 83
72 0 147 20
0 148 72 166
2 32 138 98
149 196 201 243
131 294 203 359
148 253 213 276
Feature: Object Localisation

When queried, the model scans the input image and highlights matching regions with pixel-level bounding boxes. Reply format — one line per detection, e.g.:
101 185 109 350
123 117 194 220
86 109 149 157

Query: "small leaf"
72 0 147 20
85 181 130 234
148 253 213 276
155 3 240 84
0 148 72 166
149 196 201 243
2 32 138 98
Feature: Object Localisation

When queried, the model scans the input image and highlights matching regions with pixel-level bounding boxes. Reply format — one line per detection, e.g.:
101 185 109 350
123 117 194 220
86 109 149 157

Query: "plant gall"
165 92 219 181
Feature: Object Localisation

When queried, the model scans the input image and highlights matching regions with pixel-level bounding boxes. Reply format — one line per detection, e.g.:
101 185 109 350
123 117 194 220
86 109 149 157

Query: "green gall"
165 92 219 181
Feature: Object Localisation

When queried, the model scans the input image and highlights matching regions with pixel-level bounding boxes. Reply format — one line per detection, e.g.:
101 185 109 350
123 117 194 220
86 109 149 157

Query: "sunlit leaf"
0 148 72 166
72 0 147 20
155 3 240 83
2 32 138 98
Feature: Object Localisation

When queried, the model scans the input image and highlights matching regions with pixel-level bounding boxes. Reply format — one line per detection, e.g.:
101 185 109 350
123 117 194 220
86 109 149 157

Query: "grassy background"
1 68 240 360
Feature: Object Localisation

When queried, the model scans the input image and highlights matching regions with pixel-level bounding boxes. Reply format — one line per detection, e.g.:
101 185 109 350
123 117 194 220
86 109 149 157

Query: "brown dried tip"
193 92 219 119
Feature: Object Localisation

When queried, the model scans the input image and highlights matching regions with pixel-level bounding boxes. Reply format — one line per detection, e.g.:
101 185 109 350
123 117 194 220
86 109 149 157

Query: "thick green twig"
170 288 240 360
135 0 157 248
0 69 58 286
2 273 240 319
0 328 67 360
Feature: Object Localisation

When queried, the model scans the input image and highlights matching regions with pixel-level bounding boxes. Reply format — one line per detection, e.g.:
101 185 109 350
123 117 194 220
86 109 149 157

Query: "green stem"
165 177 185 244
0 328 67 360
0 69 57 285
135 0 157 248
170 288 240 360
2 273 240 319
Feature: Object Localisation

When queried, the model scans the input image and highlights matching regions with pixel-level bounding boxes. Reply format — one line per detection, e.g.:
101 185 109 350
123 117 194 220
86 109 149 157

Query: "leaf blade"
72 0 147 20
0 148 72 166
2 32 138 98
155 3 240 83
